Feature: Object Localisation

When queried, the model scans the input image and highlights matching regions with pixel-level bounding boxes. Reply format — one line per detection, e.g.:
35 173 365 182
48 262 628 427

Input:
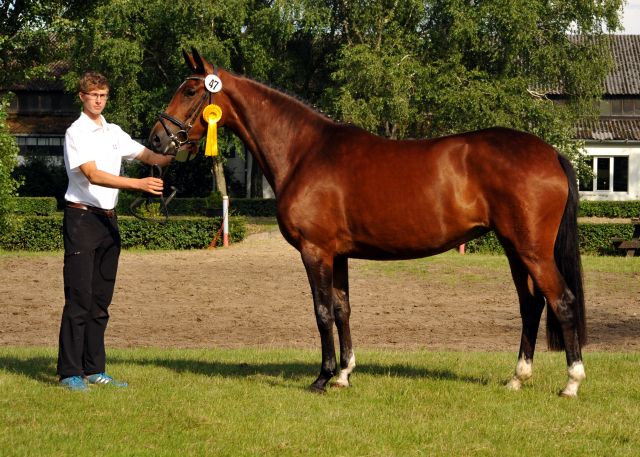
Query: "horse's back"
278 126 568 259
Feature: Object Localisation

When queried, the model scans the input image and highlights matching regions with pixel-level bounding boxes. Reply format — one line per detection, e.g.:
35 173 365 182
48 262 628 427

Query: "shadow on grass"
0 356 59 386
0 355 493 388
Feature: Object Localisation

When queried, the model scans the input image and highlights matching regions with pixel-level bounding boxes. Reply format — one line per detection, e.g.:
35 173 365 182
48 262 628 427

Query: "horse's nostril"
151 134 161 147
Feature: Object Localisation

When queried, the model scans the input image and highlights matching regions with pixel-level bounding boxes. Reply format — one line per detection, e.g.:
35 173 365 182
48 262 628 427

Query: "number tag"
204 74 222 93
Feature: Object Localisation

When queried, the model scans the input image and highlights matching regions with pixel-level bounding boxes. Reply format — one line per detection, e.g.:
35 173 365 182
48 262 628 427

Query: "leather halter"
157 67 219 155
129 67 219 223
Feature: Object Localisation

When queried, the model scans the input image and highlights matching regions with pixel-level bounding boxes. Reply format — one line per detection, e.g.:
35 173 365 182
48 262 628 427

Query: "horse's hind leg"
517 257 585 397
301 245 338 394
505 252 546 391
332 256 355 389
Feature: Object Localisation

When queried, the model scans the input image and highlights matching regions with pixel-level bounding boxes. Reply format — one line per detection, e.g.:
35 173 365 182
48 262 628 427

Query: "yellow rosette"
202 104 222 156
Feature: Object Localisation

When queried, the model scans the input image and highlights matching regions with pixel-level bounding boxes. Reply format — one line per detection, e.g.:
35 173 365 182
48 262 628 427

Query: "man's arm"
79 161 164 195
135 147 174 167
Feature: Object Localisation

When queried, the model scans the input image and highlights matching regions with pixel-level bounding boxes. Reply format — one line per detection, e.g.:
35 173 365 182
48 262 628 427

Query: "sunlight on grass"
1 347 639 456
355 250 640 283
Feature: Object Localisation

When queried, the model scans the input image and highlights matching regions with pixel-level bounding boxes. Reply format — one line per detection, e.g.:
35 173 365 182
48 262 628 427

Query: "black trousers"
57 206 121 379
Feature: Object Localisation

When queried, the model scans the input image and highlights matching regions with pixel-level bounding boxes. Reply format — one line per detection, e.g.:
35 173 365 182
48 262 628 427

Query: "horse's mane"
227 69 347 125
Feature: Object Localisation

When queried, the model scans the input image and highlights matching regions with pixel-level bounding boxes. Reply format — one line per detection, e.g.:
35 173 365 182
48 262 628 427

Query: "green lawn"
1 347 639 456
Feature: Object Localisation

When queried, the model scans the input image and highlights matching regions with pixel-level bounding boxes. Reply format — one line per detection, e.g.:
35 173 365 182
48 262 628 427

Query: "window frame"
579 156 629 194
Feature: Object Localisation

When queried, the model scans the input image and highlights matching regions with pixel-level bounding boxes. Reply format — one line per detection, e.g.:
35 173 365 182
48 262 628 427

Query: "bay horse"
150 49 587 397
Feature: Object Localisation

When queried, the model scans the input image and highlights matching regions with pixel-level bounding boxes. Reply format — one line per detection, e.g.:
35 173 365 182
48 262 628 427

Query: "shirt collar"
78 112 109 133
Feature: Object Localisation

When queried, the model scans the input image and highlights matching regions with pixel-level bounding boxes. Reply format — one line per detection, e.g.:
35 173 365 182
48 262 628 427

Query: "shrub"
465 223 635 256
116 196 277 217
578 201 640 219
229 198 277 217
0 215 247 251
13 197 58 216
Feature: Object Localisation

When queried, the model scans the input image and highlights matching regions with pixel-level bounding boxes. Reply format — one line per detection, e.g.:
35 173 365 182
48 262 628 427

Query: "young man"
58 71 191 391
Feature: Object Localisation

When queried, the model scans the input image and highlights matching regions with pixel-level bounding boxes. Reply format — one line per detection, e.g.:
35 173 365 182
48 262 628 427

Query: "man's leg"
57 208 101 379
83 216 121 376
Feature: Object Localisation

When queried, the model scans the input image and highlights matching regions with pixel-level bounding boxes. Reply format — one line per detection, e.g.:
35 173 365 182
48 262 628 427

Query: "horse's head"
149 48 230 155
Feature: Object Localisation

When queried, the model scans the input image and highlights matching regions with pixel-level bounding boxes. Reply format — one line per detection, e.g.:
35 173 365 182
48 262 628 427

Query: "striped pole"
223 196 229 247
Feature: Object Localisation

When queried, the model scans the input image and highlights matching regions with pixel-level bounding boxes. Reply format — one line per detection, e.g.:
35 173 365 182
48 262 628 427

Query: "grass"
244 216 280 236
1 347 638 456
354 250 640 281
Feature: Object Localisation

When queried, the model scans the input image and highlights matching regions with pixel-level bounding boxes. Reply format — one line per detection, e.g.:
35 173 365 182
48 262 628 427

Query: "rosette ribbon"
202 104 222 156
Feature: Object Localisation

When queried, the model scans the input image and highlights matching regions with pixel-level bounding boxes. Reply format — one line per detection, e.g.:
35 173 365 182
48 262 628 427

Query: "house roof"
604 35 640 95
7 113 77 135
542 35 640 96
6 61 69 92
575 119 640 141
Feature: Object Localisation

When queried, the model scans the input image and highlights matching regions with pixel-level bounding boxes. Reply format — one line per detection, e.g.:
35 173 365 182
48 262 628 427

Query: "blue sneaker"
83 373 128 387
60 376 90 392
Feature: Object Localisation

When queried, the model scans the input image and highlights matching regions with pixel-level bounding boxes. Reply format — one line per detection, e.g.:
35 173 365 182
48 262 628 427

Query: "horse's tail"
547 153 586 351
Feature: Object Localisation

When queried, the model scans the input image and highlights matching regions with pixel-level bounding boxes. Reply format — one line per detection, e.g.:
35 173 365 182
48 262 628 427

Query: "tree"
324 0 624 177
0 97 20 233
1 1 98 231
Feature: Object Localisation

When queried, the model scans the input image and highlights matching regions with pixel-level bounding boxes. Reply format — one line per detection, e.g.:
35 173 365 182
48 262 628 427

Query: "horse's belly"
341 223 489 261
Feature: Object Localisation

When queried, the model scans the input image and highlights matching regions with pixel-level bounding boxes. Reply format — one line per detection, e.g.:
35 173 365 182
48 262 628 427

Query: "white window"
579 157 628 192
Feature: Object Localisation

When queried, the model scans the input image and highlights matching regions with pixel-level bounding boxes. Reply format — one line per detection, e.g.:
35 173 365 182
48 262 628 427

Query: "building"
574 35 640 201
5 61 77 158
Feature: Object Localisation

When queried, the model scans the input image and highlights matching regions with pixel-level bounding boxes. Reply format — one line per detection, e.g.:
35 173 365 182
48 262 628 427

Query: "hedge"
0 215 247 251
13 197 57 216
578 201 640 219
116 196 277 217
466 223 635 256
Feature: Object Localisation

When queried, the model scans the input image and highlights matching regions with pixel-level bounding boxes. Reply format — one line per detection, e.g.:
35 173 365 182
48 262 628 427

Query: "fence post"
223 196 229 246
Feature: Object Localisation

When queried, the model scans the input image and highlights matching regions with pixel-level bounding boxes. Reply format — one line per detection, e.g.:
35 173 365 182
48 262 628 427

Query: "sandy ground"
1 236 639 353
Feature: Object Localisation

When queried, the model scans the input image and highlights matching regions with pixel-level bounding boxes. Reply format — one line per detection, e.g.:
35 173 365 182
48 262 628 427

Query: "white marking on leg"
561 361 585 397
506 357 532 391
335 354 356 388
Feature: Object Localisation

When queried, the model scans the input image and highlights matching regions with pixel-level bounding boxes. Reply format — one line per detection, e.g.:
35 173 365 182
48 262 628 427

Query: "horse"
149 48 587 397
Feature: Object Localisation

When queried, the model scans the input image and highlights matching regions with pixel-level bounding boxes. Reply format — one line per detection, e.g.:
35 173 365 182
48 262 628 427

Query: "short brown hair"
79 71 109 93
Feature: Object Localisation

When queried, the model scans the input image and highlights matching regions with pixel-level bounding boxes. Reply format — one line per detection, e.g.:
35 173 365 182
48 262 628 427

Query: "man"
58 71 190 391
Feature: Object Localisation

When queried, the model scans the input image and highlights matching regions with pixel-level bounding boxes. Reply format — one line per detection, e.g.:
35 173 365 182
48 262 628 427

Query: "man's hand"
138 177 164 195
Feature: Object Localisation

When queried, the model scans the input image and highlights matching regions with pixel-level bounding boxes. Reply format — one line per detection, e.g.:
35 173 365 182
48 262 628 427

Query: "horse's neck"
225 77 327 195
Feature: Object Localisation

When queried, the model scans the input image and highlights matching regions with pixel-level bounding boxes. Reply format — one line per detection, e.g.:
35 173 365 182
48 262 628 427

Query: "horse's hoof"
331 382 350 390
307 385 326 395
505 378 522 391
559 391 577 398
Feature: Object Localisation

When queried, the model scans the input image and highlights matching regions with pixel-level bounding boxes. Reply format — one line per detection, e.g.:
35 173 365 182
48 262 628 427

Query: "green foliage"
0 97 21 234
12 156 68 208
579 201 640 219
0 1 99 87
0 216 247 251
205 190 223 209
465 223 637 256
13 197 58 216
116 196 276 217
577 223 635 256
325 0 623 177
230 198 277 217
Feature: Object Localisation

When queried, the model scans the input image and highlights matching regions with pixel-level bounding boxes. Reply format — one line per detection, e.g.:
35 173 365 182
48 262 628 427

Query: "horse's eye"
186 89 196 96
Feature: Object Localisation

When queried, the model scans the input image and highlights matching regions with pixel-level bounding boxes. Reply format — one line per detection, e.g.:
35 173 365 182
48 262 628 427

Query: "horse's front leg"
332 256 355 389
301 246 337 394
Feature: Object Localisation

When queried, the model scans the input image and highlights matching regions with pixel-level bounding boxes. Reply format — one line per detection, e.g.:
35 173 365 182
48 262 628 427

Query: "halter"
157 67 219 155
129 67 219 223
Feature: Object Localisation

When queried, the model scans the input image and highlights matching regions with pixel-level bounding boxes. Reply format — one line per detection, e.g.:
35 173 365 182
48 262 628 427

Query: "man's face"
79 87 109 116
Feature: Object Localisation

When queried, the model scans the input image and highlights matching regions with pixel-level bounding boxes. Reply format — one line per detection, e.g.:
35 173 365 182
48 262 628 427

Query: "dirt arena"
1 235 639 352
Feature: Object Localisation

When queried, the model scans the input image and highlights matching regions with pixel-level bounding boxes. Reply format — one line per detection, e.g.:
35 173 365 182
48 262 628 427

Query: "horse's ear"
182 49 197 73
191 47 206 74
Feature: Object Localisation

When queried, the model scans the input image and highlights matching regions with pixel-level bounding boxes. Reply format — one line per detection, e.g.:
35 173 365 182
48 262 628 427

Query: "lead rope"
206 205 228 250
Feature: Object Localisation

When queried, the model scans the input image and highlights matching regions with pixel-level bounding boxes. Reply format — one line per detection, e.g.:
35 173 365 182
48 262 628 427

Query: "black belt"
67 202 116 218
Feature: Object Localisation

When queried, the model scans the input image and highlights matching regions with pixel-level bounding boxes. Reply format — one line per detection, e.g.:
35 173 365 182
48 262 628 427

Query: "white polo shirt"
64 112 144 210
